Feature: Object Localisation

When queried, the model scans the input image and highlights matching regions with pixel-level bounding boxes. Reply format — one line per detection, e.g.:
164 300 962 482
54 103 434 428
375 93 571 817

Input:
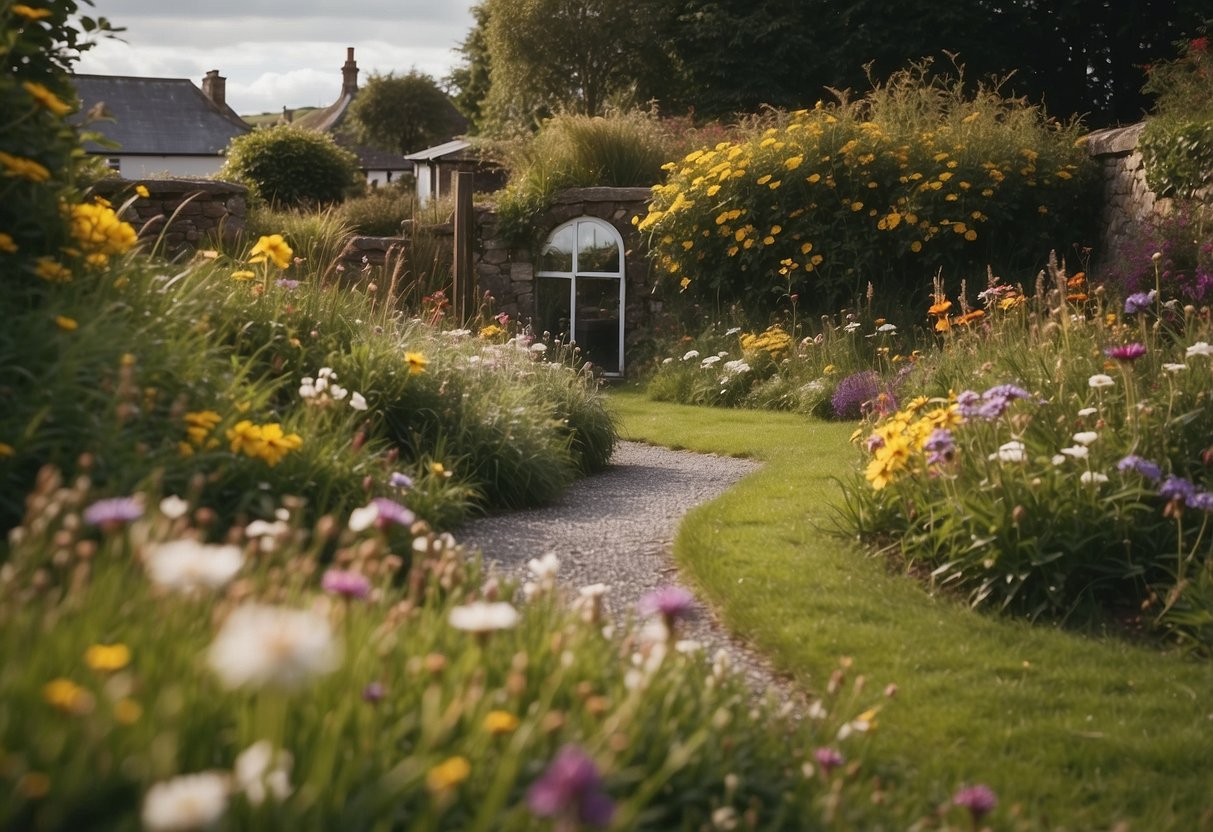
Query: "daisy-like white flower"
141 771 230 832
990 440 1026 463
159 495 190 520
144 540 244 593
1072 431 1098 446
207 604 341 690
349 391 368 411
527 553 560 590
1077 407 1098 417
701 355 721 367
1186 341 1213 358
1081 470 1109 485
1162 363 1187 373
682 350 700 361
724 327 742 336
449 602 519 634
529 343 548 354
234 740 293 806
1088 374 1115 389
1060 445 1089 459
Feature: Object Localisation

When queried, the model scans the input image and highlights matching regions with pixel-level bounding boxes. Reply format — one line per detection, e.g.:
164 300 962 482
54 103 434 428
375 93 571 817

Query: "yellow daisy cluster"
226 420 303 467
249 234 293 269
862 402 962 490
478 323 505 339
22 81 72 116
0 150 51 182
67 202 138 263
179 410 222 456
740 324 793 359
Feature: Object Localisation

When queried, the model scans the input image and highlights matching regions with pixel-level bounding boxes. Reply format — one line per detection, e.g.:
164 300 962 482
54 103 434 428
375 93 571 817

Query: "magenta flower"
389 472 413 489
362 681 386 703
83 496 144 527
952 784 998 821
814 747 844 775
638 586 695 621
1104 342 1147 362
321 568 371 600
527 745 614 830
371 497 415 527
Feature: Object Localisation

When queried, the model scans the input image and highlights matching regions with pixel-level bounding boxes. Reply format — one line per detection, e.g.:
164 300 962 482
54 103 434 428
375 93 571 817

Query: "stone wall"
93 178 247 257
1087 123 1171 268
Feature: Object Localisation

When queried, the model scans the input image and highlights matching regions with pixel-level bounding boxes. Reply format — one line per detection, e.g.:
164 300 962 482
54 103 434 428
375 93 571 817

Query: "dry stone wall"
93 178 246 257
1087 123 1175 268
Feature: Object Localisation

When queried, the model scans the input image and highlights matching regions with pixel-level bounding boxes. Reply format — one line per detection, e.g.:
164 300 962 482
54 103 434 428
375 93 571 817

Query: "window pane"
536 276 572 343
539 226 574 273
577 222 620 273
575 277 621 374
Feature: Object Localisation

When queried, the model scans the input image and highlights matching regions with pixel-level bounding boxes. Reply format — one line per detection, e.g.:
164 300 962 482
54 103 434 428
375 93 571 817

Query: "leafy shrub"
638 62 1099 319
1101 200 1213 302
338 187 413 236
220 125 361 207
1139 33 1213 199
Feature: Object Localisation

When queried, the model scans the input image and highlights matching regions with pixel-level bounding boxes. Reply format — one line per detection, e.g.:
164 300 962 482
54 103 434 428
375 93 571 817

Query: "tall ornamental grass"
638 62 1099 318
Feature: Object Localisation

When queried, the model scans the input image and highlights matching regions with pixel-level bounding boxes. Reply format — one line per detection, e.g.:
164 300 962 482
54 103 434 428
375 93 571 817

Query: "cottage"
405 139 505 207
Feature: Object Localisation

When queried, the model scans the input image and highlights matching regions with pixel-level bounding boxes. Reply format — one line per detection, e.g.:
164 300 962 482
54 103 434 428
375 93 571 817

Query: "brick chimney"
201 69 226 109
341 47 358 96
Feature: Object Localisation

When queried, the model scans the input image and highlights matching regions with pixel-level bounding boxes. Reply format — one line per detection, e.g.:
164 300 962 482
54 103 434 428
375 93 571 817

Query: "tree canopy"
348 71 466 155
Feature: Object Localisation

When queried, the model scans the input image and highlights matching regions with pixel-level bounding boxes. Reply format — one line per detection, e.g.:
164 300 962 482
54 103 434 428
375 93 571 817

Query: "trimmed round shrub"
220 125 361 207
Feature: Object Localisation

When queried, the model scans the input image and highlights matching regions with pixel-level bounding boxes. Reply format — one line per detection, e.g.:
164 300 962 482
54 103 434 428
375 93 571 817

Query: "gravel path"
458 440 801 701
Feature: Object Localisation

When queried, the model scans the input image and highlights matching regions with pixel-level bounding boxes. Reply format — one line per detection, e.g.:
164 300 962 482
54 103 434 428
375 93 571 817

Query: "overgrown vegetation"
220 125 362 207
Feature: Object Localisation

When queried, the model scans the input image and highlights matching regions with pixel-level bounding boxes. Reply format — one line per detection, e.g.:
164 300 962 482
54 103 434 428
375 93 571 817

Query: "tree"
447 3 493 135
348 71 465 155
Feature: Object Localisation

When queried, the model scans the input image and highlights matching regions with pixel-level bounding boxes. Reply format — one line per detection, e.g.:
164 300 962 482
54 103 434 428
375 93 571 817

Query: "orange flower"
955 310 986 325
1066 293 1088 303
928 300 952 316
1067 272 1086 289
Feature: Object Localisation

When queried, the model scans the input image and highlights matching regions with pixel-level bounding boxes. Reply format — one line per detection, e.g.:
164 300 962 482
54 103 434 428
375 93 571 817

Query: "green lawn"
609 389 1213 829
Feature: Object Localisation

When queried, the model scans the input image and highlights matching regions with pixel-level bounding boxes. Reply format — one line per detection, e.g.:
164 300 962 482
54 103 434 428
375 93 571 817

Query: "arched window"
535 217 625 375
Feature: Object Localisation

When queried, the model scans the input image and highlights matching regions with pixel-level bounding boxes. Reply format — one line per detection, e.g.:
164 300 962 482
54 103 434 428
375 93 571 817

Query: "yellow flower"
484 710 519 735
226 420 262 455
113 698 143 725
0 232 17 254
0 151 51 182
964 229 977 241
11 4 53 20
135 184 150 198
67 202 137 255
22 81 72 116
426 756 470 793
910 241 923 253
679 276 691 290
850 201 864 212
231 270 256 281
249 234 293 269
823 364 836 375
0 442 14 457
405 352 428 375
54 315 78 331
429 462 447 477
784 155 803 170
35 257 71 283
43 678 91 714
252 423 303 466
85 643 131 673
479 323 504 339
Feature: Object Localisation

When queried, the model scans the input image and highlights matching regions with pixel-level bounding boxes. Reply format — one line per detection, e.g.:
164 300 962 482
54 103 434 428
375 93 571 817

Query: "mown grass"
609 389 1213 829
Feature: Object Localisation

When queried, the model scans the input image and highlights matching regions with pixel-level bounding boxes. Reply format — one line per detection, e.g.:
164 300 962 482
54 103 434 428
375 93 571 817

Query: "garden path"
458 441 803 703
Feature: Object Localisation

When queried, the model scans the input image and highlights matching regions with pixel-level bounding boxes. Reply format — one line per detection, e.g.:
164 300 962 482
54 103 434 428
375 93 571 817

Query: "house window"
536 217 625 375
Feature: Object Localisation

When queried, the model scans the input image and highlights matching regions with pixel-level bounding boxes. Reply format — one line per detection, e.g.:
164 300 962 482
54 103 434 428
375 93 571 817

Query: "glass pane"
574 277 621 374
536 276 573 345
577 222 620 273
539 225 574 273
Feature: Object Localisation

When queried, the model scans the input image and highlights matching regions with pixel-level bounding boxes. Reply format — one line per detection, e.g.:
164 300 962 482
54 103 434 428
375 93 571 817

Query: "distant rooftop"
71 74 249 156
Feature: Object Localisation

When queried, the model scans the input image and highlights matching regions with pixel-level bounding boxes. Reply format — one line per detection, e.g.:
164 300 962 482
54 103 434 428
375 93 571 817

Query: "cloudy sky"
75 0 478 115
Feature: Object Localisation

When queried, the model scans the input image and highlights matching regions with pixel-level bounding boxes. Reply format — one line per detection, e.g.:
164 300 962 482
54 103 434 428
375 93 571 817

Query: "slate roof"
404 139 474 162
70 74 250 156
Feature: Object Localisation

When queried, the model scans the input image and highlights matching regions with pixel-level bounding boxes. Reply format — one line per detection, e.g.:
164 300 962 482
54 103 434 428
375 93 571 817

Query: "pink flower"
321 569 371 600
527 745 614 829
952 784 998 820
1104 342 1147 362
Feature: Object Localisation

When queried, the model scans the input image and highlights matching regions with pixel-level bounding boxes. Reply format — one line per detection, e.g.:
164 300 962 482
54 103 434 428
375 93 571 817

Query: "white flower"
349 391 368 411
717 350 730 357
449 601 519 633
844 322 861 333
876 323 897 332
144 540 243 593
1060 445 1089 459
662 357 674 365
1051 454 1067 466
682 350 700 361
1088 374 1115 389
578 583 609 599
159 495 190 520
1072 431 1098 445
1185 341 1213 357
527 553 560 589
529 342 548 354
298 378 317 399
329 384 348 401
207 604 341 690
1162 363 1187 373
445 328 472 338
724 327 742 336
141 771 230 832
234 740 293 806
722 359 751 376
1077 407 1098 417
701 355 721 367
1080 471 1109 485
990 440 1026 463
348 503 379 532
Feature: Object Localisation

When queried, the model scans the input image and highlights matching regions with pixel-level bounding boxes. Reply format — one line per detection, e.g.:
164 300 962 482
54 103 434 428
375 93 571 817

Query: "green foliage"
1140 118 1213 198
348 70 464 156
336 187 413 236
640 63 1098 318
494 112 669 242
447 3 492 134
220 126 361 207
244 204 354 278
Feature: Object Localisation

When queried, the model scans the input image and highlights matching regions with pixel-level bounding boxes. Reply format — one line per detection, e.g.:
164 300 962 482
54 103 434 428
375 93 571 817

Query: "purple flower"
923 428 956 465
321 568 371 600
527 745 614 829
1159 476 1199 505
362 681 386 703
638 586 695 621
1189 492 1213 512
1124 290 1157 314
814 747 844 775
83 496 144 527
372 497 415 527
1117 455 1163 482
952 784 998 820
389 472 413 489
830 371 882 420
275 278 300 290
984 384 1031 401
955 390 982 419
1104 343 1147 362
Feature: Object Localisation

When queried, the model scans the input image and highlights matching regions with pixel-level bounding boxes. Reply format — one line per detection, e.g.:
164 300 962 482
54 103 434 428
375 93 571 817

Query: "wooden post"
452 171 475 323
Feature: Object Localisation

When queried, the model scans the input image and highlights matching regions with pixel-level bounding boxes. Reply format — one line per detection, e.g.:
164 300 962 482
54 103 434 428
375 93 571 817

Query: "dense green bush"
338 186 413 235
638 63 1099 319
1139 32 1213 199
220 126 361 207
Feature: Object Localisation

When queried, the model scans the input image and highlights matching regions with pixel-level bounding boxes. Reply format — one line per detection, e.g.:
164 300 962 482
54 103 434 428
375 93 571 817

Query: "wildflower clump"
226 420 303 466
67 201 138 266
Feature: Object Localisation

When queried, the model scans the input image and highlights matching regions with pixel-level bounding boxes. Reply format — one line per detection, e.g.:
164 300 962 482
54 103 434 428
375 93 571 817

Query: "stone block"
509 262 533 282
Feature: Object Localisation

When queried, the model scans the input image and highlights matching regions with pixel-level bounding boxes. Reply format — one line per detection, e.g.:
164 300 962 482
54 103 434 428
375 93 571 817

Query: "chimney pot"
201 69 227 110
342 47 358 95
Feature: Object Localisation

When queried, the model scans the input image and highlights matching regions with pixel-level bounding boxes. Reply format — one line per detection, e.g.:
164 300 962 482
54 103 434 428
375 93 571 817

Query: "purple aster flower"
275 278 301 290
984 384 1031 401
955 390 982 419
83 496 144 527
814 747 844 775
923 428 956 465
389 471 413 489
371 497 415 527
527 745 614 829
362 681 386 703
1117 455 1163 482
1124 290 1157 314
952 784 998 821
976 397 1011 421
321 568 371 600
1158 475 1199 505
1104 343 1147 362
638 586 695 621
830 371 882 420
1188 491 1213 513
